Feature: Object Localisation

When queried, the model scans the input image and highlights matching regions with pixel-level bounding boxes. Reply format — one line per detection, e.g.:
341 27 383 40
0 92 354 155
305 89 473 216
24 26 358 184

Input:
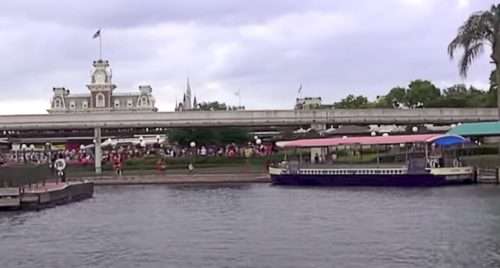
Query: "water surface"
1 184 500 268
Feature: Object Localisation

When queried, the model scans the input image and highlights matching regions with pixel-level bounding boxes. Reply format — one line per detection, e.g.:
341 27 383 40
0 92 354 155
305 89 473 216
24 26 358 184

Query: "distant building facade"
295 97 322 110
48 59 157 113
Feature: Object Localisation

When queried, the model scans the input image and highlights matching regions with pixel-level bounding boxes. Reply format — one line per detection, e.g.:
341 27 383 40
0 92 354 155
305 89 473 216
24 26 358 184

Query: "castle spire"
185 75 192 109
186 76 191 96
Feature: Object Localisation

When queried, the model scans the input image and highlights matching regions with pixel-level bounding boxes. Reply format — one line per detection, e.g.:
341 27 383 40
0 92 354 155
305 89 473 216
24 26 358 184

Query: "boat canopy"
276 134 468 148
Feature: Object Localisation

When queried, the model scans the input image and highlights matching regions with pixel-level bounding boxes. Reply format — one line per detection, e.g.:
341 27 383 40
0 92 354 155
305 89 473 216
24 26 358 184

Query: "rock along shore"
69 173 271 185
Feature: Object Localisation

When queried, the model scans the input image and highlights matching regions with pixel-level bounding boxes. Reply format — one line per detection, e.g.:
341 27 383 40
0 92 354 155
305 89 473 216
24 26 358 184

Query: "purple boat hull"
270 174 475 187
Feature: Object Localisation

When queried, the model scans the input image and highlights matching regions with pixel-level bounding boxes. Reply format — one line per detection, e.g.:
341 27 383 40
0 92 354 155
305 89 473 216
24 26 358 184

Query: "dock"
477 168 500 184
0 181 93 210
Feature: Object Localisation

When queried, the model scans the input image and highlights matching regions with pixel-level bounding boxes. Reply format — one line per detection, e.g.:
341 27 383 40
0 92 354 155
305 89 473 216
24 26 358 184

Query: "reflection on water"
1 184 500 268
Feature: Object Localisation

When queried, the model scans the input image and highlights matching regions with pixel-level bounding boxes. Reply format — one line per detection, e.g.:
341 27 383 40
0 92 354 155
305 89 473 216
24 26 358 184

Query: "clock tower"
87 59 116 109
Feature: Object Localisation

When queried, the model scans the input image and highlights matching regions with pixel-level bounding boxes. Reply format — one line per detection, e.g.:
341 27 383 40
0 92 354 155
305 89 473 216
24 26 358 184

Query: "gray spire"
185 76 192 109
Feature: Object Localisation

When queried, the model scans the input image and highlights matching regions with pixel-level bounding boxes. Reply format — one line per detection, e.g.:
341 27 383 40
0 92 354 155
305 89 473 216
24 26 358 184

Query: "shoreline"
69 173 271 185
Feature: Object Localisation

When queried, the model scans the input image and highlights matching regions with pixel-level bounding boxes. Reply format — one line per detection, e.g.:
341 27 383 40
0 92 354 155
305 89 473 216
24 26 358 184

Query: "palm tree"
448 4 500 118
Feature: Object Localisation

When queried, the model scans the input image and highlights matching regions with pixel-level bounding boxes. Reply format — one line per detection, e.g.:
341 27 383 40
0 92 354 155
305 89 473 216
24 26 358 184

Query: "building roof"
447 121 500 136
275 134 467 148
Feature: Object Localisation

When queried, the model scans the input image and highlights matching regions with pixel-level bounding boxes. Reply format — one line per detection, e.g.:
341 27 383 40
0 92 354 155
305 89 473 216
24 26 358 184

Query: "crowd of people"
1 142 276 167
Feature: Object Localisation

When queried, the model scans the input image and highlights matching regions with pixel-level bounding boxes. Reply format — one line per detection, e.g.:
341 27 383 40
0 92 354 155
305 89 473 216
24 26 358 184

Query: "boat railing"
297 163 407 169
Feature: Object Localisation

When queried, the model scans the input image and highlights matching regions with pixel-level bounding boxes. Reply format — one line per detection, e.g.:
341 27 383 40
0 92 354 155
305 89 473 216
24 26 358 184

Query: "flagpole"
99 32 102 60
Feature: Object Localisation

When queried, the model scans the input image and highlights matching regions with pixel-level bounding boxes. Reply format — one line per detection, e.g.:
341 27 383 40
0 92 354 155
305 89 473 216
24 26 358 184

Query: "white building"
295 97 322 110
48 59 157 113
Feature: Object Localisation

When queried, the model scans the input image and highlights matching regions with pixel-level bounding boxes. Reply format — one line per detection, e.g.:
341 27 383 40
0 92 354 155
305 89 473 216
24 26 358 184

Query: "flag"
298 84 302 93
93 29 101 39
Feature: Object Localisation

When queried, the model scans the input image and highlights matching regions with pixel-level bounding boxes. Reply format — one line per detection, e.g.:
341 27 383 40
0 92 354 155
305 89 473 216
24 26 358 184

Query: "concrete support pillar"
94 127 102 174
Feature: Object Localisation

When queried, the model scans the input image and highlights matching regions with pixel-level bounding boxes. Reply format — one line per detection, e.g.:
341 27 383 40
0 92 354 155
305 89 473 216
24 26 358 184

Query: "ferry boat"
269 134 475 187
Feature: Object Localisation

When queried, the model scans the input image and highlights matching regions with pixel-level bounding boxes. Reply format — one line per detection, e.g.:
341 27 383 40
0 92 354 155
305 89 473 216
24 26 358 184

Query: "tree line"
333 75 497 109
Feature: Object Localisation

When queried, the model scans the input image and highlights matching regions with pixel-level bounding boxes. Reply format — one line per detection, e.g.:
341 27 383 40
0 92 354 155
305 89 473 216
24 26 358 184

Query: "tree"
198 101 227 111
425 84 492 108
333 94 369 108
406 80 441 106
448 4 500 118
442 84 468 96
385 87 408 105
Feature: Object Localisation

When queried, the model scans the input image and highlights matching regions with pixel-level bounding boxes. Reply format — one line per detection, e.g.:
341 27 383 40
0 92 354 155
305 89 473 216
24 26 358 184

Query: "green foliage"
333 94 370 108
168 127 250 146
385 87 408 105
197 101 243 111
426 84 493 108
406 80 441 106
198 101 227 111
447 4 498 77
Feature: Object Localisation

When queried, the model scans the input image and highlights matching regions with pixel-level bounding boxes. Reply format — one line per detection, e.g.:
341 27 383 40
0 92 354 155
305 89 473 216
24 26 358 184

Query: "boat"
269 134 475 187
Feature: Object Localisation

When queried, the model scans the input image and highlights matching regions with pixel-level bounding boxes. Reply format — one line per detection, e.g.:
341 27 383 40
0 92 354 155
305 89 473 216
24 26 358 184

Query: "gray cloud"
0 0 495 114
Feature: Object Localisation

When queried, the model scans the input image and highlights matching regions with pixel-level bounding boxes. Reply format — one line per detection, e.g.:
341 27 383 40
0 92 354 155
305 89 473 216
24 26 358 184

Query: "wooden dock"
0 187 21 208
476 168 500 184
0 182 93 210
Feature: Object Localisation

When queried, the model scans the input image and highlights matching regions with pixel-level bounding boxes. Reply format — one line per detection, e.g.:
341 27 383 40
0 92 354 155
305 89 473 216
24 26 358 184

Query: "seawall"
70 173 271 185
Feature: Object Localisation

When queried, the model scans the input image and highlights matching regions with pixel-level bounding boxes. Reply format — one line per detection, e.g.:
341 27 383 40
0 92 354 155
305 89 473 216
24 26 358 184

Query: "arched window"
114 100 120 108
127 99 133 107
69 101 76 109
82 100 88 109
54 98 61 109
96 93 105 108
140 96 149 107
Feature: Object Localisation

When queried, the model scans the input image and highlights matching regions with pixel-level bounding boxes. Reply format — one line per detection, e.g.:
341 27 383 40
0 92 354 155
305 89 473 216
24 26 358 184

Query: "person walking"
113 156 122 176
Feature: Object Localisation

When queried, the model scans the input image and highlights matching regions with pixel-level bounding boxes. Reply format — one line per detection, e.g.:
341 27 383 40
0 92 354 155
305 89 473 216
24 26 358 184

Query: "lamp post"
45 142 51 167
189 141 196 172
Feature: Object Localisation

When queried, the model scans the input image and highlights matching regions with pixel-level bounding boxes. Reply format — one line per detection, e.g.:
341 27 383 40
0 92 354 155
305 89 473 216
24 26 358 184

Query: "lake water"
1 184 500 268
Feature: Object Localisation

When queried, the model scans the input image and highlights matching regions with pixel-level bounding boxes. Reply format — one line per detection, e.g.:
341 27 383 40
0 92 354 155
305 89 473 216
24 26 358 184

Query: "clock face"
94 71 106 83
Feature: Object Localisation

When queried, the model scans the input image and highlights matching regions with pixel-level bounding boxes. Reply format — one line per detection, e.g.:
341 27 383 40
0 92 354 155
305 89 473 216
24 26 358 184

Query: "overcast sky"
0 0 495 114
